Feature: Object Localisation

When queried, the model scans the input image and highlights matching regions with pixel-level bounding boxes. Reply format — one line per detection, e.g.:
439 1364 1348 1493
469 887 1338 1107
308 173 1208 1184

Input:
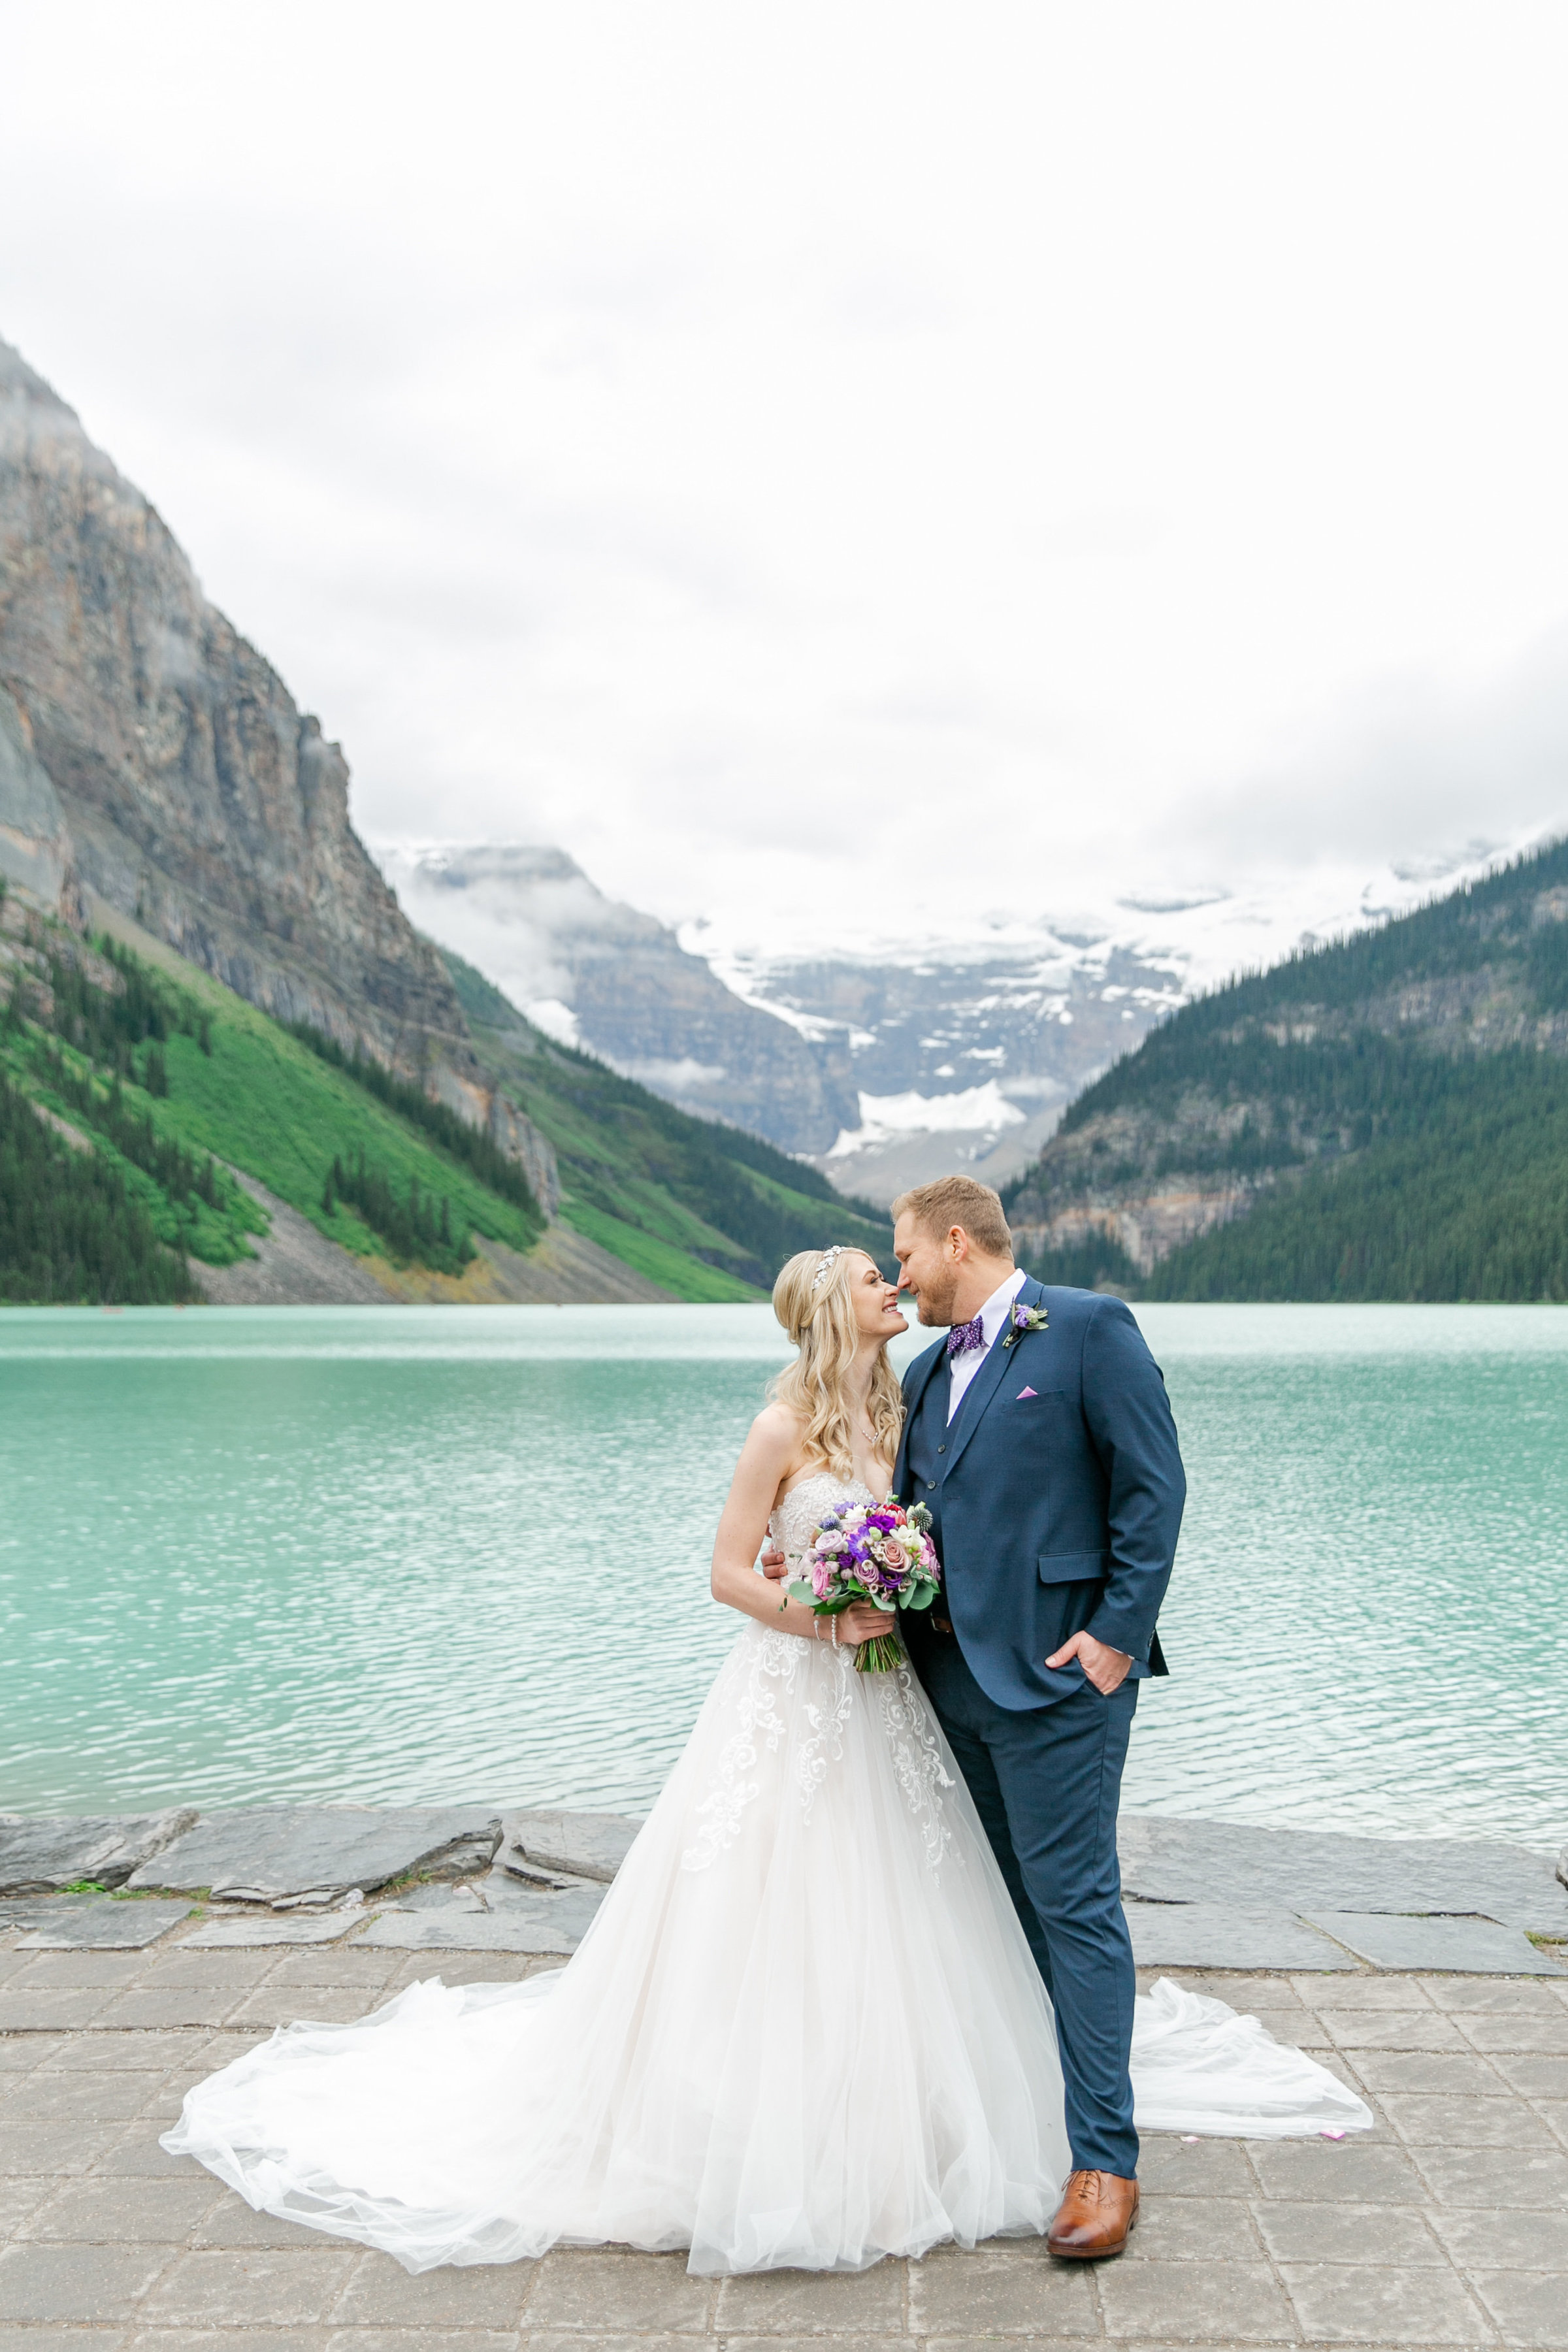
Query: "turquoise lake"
1 1303 1563 1850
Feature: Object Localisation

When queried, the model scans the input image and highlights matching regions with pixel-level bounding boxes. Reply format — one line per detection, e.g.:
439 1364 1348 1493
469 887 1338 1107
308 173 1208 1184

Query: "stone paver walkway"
1 1940 1566 2349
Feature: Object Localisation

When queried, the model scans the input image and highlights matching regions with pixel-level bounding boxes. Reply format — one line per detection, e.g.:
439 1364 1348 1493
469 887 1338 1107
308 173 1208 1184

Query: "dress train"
163 1478 1368 2274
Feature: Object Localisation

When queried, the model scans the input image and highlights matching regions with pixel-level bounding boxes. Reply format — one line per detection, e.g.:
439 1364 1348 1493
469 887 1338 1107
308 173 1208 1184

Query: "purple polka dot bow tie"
946 1316 985 1357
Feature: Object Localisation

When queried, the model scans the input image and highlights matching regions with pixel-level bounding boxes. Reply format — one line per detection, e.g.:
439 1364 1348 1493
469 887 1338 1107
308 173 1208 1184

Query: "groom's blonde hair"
769 1249 905 1482
890 1175 1013 1258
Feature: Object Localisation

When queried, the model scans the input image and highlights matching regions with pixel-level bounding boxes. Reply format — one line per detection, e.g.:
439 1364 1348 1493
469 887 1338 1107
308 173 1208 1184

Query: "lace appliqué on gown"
682 1474 951 1872
680 1626 801 1870
875 1665 956 1870
792 1646 856 1821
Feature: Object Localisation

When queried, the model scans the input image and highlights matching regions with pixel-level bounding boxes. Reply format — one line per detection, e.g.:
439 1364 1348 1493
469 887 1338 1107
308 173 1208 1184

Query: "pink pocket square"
1016 1385 1039 1399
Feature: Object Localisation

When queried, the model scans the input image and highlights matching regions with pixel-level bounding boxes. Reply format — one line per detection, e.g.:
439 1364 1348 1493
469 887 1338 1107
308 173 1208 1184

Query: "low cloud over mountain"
378 841 1188 1200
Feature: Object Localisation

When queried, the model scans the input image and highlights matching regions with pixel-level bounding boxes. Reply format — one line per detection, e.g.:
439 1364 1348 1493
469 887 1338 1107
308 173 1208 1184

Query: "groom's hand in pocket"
1046 1629 1132 1693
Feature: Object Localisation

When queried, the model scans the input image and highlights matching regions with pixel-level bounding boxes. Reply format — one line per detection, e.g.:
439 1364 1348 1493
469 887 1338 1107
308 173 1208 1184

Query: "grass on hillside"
1 913 545 1298
562 1202 760 1301
1 909 885 1305
0 1068 202 1304
88 995 540 1266
440 944 892 1293
13 1037 267 1267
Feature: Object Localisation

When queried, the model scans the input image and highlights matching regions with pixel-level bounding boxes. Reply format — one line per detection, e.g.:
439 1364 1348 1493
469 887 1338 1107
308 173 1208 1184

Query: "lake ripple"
1 1302 1562 1852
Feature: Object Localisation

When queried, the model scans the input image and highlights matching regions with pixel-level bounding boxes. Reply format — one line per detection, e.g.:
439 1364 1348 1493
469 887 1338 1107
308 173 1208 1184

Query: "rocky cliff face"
0 683 76 917
0 337 464 1063
381 844 860 1153
0 335 558 1221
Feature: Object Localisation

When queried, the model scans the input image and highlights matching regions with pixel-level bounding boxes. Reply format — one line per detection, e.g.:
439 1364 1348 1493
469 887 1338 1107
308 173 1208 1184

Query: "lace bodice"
677 1469 954 1880
768 1473 877 1561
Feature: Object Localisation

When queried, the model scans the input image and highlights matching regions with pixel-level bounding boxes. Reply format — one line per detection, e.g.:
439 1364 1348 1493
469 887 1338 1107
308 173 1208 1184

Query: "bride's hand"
835 1600 893 1647
759 1546 788 1580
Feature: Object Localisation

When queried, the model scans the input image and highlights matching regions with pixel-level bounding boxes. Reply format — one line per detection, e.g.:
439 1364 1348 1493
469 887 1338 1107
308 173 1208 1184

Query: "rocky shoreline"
1 1805 1563 1975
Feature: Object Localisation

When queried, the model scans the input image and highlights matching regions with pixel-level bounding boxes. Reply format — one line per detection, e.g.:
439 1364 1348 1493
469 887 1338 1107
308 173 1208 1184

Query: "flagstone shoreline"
2 1807 1566 2348
1 1805 1563 1974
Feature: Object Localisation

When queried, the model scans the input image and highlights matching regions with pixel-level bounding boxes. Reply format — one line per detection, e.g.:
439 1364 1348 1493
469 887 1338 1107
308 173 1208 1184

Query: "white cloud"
3 1 1567 966
524 999 580 1051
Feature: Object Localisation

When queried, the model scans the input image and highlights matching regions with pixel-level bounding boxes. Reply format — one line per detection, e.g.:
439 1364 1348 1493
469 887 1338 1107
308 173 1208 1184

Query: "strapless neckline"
769 1472 877 1558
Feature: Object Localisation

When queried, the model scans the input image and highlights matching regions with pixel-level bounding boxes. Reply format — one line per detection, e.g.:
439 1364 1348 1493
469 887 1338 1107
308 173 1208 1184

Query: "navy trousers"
918 1636 1139 2178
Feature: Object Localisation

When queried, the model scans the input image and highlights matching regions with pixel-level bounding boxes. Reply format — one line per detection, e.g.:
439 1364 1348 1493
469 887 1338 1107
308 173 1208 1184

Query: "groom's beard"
914 1268 960 1327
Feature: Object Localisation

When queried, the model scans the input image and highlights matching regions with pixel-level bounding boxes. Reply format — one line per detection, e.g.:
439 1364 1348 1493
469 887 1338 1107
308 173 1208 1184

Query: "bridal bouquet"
781 1496 941 1673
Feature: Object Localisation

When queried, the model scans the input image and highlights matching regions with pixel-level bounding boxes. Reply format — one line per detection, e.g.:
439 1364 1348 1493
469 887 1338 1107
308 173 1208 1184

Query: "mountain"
437 947 889 1294
0 333 890 1305
1003 835 1568 1300
20 327 1550 1309
379 844 858 1152
382 841 1190 1201
0 893 559 1305
0 337 463 1064
718 936 1183 1201
387 834 1522 1209
696 850 1526 1201
0 891 889 1305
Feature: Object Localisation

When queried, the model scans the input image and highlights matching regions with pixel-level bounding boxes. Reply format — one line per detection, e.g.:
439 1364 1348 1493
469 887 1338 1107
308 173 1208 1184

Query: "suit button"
937 1444 945 1454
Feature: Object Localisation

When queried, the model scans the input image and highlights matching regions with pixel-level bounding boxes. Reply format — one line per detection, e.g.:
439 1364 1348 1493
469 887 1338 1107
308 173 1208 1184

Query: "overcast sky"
5 2 1568 960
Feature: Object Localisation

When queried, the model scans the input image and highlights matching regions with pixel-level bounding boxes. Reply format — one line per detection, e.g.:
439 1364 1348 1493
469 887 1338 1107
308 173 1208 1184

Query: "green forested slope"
1004 835 1568 1301
0 1068 203 1304
440 947 889 1294
0 898 887 1304
0 909 544 1299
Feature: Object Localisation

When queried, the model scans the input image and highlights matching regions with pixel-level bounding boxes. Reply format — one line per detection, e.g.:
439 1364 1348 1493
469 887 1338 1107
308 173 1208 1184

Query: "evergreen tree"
0 1074 200 1304
324 1147 472 1273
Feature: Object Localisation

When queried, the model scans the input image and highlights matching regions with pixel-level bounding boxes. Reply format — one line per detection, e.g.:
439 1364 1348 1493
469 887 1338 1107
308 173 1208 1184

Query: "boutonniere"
1001 1300 1048 1348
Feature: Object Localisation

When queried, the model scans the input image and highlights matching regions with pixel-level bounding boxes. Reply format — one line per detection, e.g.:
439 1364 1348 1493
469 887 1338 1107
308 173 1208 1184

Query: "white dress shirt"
946 1267 1028 1422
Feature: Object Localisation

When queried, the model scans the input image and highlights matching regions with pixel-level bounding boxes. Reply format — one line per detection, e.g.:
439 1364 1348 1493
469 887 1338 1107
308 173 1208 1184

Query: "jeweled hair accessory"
810 1245 846 1292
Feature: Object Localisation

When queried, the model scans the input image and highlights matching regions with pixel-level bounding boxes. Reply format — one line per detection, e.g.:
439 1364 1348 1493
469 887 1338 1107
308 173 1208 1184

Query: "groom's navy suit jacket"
892 1278 1185 1712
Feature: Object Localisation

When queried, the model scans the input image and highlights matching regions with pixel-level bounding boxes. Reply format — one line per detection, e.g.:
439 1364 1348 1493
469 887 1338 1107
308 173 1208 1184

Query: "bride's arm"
710 1409 886 1645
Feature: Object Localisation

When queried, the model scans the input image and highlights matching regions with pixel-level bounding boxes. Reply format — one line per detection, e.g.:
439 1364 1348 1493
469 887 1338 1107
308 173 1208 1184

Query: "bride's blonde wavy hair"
769 1248 905 1482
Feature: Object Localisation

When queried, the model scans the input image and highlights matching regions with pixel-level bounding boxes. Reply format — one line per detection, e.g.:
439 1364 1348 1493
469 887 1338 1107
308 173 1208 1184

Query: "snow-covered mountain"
686 841 1523 1197
689 932 1183 1200
378 837 1523 1203
375 845 859 1152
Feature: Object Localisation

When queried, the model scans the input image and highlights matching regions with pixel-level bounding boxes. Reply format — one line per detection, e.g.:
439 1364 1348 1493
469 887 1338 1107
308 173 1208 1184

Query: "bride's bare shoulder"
748 1401 805 1459
723 1404 808 1503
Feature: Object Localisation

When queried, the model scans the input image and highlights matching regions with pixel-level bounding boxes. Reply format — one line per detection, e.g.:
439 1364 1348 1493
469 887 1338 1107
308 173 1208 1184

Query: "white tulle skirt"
163 1624 1369 2274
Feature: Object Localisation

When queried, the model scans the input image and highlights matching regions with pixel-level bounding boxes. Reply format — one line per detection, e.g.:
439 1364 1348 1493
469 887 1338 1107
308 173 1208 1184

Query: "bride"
163 1245 1367 2276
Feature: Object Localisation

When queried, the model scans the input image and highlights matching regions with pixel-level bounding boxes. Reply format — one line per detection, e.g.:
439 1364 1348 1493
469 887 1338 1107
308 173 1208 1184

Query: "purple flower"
1002 1299 1049 1348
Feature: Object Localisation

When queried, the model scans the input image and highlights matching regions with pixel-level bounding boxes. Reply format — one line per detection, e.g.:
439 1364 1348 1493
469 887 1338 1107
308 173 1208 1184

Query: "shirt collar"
976 1267 1028 1349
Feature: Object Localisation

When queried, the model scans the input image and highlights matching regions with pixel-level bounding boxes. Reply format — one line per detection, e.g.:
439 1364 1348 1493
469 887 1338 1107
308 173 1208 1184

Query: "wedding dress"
163 1476 1369 2275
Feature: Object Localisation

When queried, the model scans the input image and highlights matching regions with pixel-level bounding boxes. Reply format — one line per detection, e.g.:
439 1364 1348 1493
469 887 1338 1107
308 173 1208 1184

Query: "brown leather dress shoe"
1046 2168 1139 2257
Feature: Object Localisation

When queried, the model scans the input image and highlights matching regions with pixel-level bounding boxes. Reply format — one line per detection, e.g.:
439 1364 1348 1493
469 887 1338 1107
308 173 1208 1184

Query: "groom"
889 1175 1184 2258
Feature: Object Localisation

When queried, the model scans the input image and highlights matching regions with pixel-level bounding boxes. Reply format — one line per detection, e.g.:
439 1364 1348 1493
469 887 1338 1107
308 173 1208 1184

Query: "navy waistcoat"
902 1347 954 1563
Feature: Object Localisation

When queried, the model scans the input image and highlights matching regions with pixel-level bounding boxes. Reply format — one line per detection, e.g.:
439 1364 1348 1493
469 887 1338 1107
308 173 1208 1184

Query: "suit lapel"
942 1275 1045 1478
